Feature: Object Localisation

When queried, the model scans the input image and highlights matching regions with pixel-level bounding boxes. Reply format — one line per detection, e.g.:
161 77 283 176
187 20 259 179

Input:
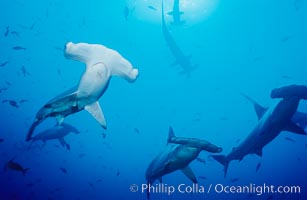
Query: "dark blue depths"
0 0 307 200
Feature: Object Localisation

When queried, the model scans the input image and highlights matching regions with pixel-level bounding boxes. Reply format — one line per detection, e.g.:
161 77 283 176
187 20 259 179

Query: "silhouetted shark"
30 123 80 150
167 0 185 25
212 96 306 177
162 1 197 77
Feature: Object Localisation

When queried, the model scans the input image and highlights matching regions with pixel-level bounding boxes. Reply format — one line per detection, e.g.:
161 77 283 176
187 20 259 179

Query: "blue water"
1 0 307 199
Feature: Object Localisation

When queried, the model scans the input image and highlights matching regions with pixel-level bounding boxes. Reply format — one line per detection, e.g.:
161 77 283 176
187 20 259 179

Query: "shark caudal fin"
26 120 40 141
84 101 107 129
240 92 267 120
167 126 175 143
211 155 229 177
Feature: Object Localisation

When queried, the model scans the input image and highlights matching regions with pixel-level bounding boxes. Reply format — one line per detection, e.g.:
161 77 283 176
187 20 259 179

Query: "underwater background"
1 0 307 199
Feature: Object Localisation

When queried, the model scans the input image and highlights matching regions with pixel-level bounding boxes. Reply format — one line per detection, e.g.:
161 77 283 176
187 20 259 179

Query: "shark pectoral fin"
181 166 197 183
58 137 66 147
284 121 307 135
84 101 107 129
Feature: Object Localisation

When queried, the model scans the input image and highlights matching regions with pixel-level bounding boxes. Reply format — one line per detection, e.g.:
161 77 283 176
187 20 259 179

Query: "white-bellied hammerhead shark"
162 1 197 77
26 42 139 141
145 127 222 198
167 0 185 25
29 123 80 150
212 96 306 177
241 93 307 130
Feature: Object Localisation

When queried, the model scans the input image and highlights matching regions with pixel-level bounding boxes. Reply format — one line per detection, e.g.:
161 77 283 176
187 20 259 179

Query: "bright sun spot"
129 0 220 25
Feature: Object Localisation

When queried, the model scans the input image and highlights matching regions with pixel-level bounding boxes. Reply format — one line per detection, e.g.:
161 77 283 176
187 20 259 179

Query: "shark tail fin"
26 120 40 141
167 126 175 143
22 168 30 176
211 155 229 177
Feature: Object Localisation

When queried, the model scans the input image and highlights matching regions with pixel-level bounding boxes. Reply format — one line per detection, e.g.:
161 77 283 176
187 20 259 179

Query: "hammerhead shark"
167 0 185 25
162 1 197 77
212 96 306 177
29 123 80 150
145 127 221 198
26 42 139 141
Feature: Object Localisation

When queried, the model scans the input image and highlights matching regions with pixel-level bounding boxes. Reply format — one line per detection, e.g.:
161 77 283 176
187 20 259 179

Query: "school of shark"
1 0 307 199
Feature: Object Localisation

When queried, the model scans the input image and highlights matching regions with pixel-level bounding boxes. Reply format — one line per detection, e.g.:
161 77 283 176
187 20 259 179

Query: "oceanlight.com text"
129 183 301 196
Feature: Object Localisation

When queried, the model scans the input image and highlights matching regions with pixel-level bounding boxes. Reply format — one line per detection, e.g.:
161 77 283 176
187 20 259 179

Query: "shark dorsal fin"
241 93 267 120
284 121 307 135
167 126 175 144
181 166 197 183
84 101 107 129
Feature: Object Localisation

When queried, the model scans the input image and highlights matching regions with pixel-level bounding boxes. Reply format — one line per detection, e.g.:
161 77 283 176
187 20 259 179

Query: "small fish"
219 116 229 121
196 157 206 164
147 5 157 11
9 100 19 108
116 170 120 176
284 137 295 143
2 99 19 108
134 128 140 134
256 162 261 172
12 46 26 50
96 179 103 182
10 31 19 36
230 178 239 182
0 138 4 143
0 87 9 93
0 61 9 67
4 26 9 37
88 182 94 188
21 65 31 76
101 132 106 139
281 75 292 79
5 160 29 175
57 68 61 76
280 35 292 43
59 167 67 174
19 99 28 104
